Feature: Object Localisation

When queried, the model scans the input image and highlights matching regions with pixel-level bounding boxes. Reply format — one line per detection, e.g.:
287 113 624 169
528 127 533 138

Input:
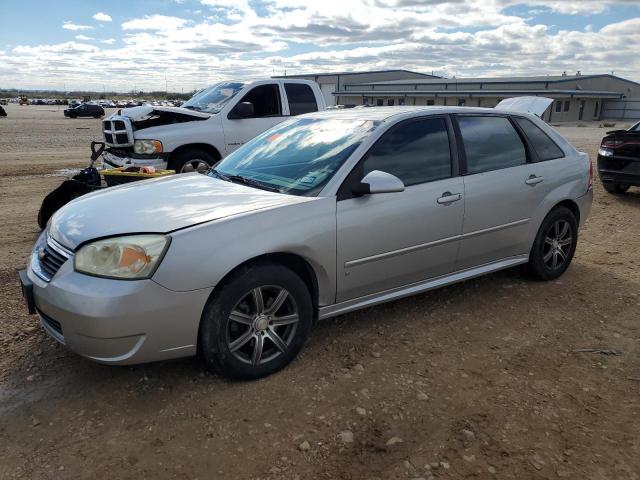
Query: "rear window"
284 83 318 116
514 117 564 161
458 116 526 174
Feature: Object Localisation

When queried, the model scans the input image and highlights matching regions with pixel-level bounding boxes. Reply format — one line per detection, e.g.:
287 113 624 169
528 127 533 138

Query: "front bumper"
102 150 168 170
597 155 640 187
24 260 212 365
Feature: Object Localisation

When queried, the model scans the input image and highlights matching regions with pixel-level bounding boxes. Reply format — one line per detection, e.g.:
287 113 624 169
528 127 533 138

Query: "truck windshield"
183 82 245 114
211 117 379 196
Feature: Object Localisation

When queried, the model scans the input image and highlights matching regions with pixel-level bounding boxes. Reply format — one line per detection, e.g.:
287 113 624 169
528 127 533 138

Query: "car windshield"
211 117 379 196
182 82 245 114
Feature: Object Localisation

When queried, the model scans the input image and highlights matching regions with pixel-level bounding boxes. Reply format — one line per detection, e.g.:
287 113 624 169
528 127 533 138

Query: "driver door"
222 83 287 155
336 116 464 302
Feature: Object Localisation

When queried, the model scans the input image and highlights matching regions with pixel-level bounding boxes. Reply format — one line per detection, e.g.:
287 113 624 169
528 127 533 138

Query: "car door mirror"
229 101 255 119
352 170 405 195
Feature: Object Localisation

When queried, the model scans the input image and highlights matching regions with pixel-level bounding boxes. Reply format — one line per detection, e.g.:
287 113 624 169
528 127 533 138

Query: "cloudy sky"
1 0 639 92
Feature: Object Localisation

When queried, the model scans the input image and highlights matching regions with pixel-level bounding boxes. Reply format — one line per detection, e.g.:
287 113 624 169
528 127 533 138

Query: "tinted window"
458 116 526 174
236 84 281 117
362 118 452 187
284 83 317 116
514 117 564 161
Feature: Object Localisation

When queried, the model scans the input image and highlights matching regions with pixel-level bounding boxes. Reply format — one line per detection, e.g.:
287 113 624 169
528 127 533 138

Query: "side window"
563 101 570 112
555 101 562 113
362 118 452 187
514 117 564 161
284 83 317 116
237 84 281 117
458 116 526 174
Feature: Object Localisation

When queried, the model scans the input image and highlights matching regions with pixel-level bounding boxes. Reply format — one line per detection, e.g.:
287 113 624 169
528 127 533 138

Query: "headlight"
598 148 614 157
74 235 170 279
134 139 163 155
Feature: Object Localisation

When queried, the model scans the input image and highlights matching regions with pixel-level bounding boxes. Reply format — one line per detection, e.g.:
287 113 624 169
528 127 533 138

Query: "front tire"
169 149 218 174
602 182 629 195
527 206 578 281
199 263 313 380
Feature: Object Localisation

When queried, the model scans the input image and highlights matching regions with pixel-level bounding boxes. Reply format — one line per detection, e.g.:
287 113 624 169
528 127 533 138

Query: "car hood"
118 105 211 121
48 174 313 249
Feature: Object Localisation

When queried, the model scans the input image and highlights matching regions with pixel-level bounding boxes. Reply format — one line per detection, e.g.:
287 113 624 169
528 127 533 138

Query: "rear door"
336 116 464 302
222 83 287 155
455 115 547 269
283 83 319 116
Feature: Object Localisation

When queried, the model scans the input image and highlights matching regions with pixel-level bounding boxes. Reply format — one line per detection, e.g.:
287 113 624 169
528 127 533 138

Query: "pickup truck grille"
103 115 134 147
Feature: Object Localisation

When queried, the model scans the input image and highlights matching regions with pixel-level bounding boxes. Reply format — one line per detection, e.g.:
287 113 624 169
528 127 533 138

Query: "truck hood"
118 105 211 121
48 174 312 249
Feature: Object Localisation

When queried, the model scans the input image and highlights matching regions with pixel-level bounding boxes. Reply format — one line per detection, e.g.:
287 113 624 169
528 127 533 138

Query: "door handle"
437 192 462 205
525 175 544 186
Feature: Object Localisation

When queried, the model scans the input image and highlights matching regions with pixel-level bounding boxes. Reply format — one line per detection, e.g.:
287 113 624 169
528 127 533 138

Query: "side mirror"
352 170 405 195
230 101 255 119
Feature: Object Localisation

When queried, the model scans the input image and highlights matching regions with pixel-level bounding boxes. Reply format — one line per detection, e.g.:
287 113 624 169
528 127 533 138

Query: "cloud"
93 12 113 22
62 21 93 31
4 1 640 91
122 15 188 31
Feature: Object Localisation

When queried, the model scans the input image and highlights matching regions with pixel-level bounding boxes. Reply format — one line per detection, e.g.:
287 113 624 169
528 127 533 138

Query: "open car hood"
495 97 553 118
119 105 211 121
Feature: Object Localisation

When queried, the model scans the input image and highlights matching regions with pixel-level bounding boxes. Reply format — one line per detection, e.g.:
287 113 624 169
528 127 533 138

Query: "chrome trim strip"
460 218 530 240
345 234 459 268
47 236 74 258
344 219 529 269
321 255 529 320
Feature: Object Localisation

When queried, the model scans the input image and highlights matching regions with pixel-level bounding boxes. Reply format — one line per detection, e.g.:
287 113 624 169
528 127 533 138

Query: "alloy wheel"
543 219 573 270
226 286 299 366
180 159 211 173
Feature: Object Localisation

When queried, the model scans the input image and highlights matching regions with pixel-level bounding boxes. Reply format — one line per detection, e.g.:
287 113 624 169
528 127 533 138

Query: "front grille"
39 310 63 336
35 236 73 282
103 115 133 147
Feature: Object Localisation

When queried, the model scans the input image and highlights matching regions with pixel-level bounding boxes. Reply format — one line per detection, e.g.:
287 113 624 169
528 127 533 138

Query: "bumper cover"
26 262 212 365
597 155 640 186
102 150 169 170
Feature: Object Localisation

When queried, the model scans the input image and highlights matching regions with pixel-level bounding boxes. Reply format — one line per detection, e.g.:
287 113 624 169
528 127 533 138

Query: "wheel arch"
551 199 580 225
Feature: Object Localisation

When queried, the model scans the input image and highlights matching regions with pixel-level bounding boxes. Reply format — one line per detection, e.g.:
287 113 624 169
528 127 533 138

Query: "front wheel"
199 263 313 379
602 182 629 195
169 149 218 174
527 206 578 281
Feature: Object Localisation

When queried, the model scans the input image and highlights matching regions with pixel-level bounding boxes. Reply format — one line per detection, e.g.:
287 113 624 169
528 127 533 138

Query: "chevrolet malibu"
20 106 593 379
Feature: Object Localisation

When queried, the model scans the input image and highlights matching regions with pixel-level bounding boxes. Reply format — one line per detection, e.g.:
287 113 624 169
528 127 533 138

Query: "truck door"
222 83 287 155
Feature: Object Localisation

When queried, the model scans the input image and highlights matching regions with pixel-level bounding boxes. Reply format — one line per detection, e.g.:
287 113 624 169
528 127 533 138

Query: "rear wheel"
199 263 313 379
602 182 629 194
169 149 218 174
527 206 578 281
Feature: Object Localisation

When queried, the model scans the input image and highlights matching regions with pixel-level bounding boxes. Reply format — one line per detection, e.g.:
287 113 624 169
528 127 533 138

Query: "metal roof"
273 69 439 78
350 73 639 86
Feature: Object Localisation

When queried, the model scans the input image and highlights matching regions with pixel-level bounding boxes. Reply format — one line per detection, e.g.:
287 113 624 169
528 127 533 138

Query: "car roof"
302 106 520 123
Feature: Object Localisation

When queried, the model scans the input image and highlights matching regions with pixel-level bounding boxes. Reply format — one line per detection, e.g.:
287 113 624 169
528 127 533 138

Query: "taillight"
601 138 623 148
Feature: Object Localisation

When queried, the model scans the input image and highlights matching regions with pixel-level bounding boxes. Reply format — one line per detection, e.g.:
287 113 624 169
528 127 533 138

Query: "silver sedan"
20 106 593 379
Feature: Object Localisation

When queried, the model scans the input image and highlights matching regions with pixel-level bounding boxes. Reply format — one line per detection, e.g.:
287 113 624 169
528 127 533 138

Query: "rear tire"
199 262 313 380
602 182 629 194
527 206 578 281
169 149 218 174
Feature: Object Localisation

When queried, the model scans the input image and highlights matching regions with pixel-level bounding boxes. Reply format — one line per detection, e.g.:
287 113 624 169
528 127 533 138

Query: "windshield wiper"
226 174 281 193
183 105 201 111
209 168 230 181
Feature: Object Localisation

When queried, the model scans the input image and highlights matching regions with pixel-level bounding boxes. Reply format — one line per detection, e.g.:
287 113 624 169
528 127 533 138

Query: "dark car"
0 105 6 117
598 121 640 194
64 103 105 119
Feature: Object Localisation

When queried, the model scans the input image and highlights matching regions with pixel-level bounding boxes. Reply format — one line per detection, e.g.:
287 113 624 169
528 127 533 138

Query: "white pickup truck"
100 79 326 173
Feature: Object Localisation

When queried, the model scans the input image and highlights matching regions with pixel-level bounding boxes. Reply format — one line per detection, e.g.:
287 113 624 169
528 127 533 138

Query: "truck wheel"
169 149 218 174
602 182 629 194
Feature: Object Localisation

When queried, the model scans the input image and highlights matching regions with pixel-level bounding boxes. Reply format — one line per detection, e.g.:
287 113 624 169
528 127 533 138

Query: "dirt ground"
1 104 639 480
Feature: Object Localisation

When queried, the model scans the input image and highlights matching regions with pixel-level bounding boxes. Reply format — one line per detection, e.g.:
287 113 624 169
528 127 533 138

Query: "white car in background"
100 79 326 173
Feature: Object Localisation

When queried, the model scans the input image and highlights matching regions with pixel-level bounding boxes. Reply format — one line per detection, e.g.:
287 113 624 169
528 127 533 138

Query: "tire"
602 182 629 194
527 206 578 281
199 262 313 380
169 149 218 174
